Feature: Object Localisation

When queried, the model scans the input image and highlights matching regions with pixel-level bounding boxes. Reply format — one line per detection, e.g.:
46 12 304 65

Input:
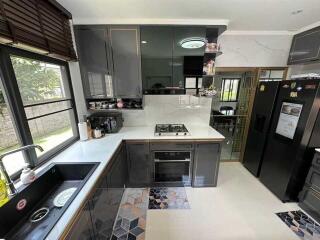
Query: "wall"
69 61 88 121
122 95 212 127
216 33 293 67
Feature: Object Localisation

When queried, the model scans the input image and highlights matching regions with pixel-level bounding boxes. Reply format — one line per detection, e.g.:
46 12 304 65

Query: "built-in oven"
153 151 192 186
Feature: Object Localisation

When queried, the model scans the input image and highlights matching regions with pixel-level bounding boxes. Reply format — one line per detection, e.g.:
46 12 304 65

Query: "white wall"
122 95 212 127
68 61 88 121
216 33 293 67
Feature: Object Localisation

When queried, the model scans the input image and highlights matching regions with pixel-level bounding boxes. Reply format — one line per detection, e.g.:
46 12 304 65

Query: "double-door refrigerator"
243 81 280 176
259 79 320 201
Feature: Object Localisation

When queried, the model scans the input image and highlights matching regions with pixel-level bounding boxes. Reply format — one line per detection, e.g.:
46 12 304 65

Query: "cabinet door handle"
154 159 190 163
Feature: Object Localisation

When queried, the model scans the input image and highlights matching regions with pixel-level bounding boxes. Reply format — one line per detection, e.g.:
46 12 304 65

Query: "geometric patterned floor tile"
148 187 190 210
276 210 320 239
111 188 149 240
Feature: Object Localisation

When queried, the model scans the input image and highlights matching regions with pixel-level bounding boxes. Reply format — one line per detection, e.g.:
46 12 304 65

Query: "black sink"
0 162 99 240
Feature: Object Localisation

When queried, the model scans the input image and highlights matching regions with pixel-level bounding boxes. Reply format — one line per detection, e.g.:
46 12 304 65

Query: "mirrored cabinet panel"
141 26 208 95
141 26 174 93
74 25 113 99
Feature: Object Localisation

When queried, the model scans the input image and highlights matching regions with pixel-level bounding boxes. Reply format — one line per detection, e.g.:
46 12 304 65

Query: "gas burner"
155 124 190 136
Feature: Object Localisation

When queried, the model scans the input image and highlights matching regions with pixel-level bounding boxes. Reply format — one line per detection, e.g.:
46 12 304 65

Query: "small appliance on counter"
88 111 123 134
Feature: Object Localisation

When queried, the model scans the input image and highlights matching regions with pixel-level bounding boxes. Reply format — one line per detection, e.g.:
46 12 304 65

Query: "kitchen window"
220 78 240 102
185 76 203 95
0 46 78 179
0 83 26 176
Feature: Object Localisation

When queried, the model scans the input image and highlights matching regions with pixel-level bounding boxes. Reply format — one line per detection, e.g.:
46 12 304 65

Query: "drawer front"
150 142 194 151
299 187 320 221
306 167 320 192
312 152 320 169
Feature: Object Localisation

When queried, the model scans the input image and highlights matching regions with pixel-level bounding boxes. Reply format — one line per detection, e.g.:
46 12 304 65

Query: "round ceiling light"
180 37 206 49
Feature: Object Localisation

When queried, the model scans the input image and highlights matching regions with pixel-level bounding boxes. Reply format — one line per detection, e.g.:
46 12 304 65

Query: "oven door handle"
154 159 190 163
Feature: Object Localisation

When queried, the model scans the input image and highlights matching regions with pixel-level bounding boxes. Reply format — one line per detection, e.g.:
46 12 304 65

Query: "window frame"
220 78 241 102
0 45 79 180
184 76 203 95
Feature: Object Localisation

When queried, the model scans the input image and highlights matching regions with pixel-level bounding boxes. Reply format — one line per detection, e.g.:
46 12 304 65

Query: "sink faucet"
0 144 44 196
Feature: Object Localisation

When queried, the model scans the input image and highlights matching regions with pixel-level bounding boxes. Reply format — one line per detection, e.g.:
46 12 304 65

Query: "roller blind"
0 0 76 60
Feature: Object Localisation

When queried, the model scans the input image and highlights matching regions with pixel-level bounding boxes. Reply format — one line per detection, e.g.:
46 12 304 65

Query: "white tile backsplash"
122 95 212 127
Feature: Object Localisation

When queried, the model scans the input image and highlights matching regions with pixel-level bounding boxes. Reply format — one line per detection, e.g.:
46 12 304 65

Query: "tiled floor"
145 162 304 240
111 163 317 240
277 210 320 239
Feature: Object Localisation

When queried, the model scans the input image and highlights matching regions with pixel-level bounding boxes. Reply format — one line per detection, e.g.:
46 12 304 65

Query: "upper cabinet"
288 26 320 65
110 26 142 98
141 26 174 93
74 25 142 99
141 26 206 94
74 25 112 98
74 24 226 98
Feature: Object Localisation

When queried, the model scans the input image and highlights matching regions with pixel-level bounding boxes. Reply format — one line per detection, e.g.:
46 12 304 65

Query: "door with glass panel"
210 70 255 161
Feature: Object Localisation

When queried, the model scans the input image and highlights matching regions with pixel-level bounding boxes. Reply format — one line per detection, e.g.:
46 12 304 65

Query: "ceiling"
57 0 320 32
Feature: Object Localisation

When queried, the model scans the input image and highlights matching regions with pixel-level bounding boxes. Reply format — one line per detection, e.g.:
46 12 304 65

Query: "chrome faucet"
0 144 44 196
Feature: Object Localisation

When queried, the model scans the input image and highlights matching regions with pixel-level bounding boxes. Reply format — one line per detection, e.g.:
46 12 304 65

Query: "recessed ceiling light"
291 9 303 15
180 37 206 49
141 40 147 44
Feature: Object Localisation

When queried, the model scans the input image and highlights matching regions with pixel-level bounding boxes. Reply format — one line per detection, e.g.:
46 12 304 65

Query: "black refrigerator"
259 79 320 202
243 81 280 176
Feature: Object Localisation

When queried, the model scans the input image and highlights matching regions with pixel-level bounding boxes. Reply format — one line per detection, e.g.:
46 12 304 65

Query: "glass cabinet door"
141 26 173 92
74 26 113 98
172 26 206 88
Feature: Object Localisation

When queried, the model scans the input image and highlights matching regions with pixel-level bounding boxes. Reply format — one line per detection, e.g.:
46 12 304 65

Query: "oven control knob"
159 133 161 136
184 132 187 136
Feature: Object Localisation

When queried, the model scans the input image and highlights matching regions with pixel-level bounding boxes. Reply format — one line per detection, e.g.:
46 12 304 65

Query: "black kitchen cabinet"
90 145 126 239
288 26 320 65
126 142 151 187
299 186 320 222
74 25 143 99
193 143 221 187
141 26 173 92
110 26 142 98
172 26 206 88
299 152 320 222
141 26 207 94
74 25 112 98
64 201 94 240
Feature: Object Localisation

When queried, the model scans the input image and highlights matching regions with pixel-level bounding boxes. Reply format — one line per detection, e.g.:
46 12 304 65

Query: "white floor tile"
145 162 300 240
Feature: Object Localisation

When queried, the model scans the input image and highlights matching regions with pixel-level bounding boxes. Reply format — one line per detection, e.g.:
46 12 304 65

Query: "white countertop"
40 125 224 239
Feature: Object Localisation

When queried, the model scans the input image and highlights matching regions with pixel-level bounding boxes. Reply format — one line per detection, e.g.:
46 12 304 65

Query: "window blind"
0 0 76 60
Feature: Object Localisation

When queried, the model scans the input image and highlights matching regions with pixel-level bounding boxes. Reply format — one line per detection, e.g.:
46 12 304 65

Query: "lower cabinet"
299 186 320 222
193 143 221 187
127 142 151 187
64 201 95 240
299 152 320 222
91 145 127 239
63 143 127 240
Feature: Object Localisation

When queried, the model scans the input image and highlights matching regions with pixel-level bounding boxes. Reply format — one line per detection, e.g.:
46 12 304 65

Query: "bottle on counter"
0 172 9 207
87 119 93 139
78 121 88 141
20 164 36 185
